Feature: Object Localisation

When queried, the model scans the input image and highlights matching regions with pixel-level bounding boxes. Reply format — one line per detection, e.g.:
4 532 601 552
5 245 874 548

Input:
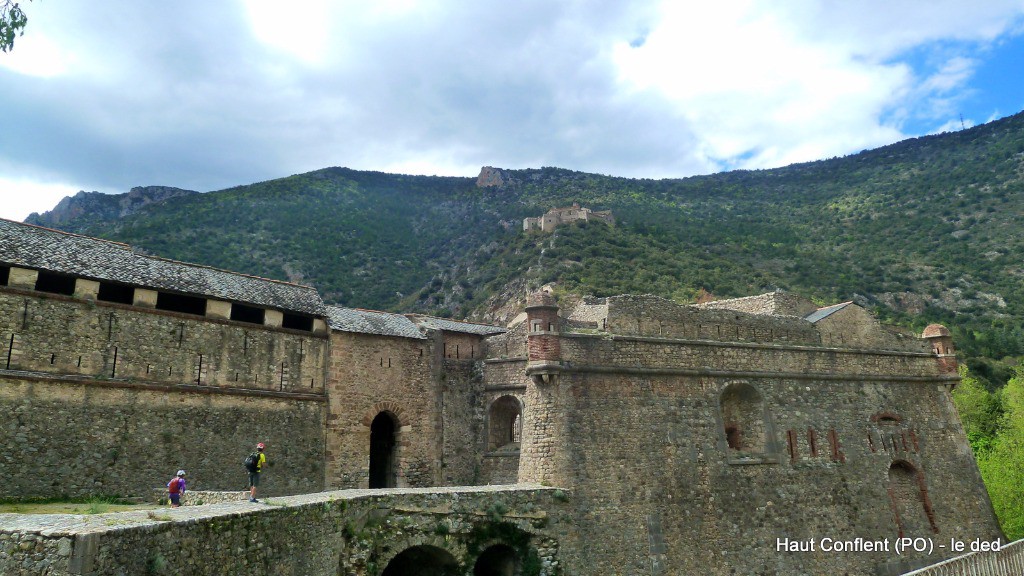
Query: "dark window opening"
231 303 265 325
97 282 134 304
369 412 397 489
155 292 206 316
282 313 314 331
720 382 767 455
874 412 902 425
808 428 818 457
35 271 76 295
0 266 9 286
725 424 741 450
787 429 798 461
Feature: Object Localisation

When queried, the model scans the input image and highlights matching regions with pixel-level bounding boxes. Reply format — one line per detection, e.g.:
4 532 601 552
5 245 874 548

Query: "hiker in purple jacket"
168 470 186 507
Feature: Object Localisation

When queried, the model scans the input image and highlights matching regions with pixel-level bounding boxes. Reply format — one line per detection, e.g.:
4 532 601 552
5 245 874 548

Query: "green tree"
1 0 30 52
952 365 1003 454
978 366 1024 540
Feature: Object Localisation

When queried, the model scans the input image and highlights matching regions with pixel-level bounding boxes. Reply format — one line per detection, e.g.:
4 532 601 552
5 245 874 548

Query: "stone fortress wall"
518 291 999 575
0 217 1005 575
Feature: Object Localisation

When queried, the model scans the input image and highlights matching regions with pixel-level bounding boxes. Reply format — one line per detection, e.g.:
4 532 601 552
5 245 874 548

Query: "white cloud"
611 0 1024 170
0 32 73 78
1 0 1024 219
0 177 81 222
243 0 332 66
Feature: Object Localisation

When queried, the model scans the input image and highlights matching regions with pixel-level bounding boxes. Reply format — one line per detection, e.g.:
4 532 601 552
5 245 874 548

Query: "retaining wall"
0 486 570 576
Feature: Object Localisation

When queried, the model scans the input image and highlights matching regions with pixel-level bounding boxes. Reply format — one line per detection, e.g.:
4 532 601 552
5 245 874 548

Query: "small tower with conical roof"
525 289 561 381
922 323 958 376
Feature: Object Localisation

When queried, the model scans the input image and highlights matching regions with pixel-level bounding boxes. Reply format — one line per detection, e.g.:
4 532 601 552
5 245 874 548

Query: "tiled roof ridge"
2 217 316 293
346 306 405 315
405 312 502 329
817 300 854 310
1 217 132 249
142 252 316 291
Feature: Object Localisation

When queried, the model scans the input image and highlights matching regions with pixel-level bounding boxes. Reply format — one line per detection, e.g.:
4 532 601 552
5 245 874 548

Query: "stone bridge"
0 485 570 576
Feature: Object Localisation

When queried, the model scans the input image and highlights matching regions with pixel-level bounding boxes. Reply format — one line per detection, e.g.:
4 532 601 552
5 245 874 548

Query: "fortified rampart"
0 218 1005 575
517 293 1000 575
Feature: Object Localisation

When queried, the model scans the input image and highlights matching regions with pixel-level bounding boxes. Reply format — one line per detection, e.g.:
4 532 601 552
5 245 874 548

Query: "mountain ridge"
24 110 1024 384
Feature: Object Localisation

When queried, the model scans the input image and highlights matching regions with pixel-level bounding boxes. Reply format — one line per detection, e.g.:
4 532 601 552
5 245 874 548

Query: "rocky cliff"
25 186 197 227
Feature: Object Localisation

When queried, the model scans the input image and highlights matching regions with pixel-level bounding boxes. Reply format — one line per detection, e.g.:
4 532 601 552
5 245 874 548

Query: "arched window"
888 460 938 536
719 382 768 456
488 396 523 452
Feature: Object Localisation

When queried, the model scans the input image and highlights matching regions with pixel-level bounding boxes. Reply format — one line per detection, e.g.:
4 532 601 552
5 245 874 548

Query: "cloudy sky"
2 1 1023 221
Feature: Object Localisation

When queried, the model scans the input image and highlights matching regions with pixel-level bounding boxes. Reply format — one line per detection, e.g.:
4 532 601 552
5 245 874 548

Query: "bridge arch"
474 543 520 575
380 544 459 576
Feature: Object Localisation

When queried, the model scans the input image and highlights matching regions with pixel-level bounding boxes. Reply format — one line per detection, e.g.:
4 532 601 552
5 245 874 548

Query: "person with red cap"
246 442 267 503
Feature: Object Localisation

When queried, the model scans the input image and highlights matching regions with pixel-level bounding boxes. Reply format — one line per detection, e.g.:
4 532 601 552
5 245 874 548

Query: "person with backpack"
167 470 186 507
245 442 266 502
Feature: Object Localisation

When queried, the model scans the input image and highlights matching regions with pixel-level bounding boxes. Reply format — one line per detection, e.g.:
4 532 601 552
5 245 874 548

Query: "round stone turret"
525 290 561 365
922 323 957 374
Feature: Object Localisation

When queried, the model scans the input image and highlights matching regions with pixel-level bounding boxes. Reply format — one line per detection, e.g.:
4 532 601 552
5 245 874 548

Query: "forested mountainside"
27 110 1024 387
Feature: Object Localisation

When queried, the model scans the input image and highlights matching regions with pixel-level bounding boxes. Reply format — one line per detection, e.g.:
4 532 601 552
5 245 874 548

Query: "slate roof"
804 302 852 323
0 218 325 316
326 306 426 339
408 315 506 336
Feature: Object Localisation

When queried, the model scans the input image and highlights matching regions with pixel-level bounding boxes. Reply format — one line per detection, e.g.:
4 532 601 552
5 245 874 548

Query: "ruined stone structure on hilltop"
522 202 615 232
0 217 1003 575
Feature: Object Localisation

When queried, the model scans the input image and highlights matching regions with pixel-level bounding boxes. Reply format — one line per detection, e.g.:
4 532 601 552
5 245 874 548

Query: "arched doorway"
488 395 523 451
382 545 460 576
474 544 519 576
370 412 397 488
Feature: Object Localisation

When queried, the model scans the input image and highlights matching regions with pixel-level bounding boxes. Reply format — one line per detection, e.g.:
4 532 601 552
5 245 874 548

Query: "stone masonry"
0 217 1005 575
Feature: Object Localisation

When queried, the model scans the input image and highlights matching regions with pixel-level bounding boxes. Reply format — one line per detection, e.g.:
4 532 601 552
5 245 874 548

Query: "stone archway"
474 543 520 576
370 412 398 488
488 395 523 452
381 545 460 576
